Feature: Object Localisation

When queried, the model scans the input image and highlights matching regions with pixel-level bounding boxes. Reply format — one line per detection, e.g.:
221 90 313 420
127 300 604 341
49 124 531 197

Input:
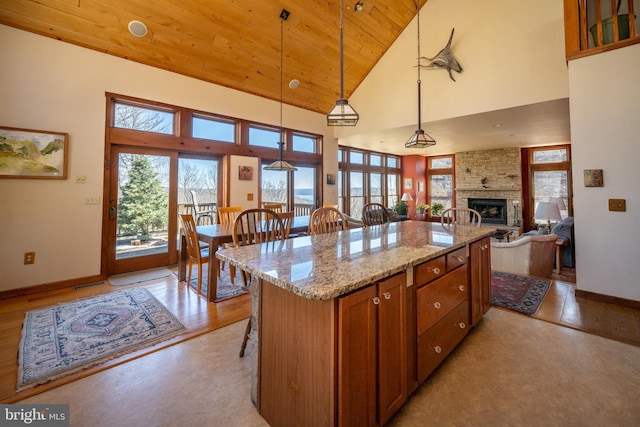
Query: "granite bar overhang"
217 221 494 300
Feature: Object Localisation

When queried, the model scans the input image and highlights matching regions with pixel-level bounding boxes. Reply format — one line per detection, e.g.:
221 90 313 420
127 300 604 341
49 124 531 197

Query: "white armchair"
491 234 558 278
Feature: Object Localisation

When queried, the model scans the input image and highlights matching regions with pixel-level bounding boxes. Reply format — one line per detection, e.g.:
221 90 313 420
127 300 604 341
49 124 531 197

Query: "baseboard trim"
574 289 640 310
0 274 105 300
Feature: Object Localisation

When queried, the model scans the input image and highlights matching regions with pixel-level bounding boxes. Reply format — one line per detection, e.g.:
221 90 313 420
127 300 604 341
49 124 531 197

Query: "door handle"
109 206 116 220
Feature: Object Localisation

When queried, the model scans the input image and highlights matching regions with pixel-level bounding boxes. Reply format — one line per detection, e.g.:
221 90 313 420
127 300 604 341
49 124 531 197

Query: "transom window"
113 101 174 134
192 115 236 143
249 126 281 149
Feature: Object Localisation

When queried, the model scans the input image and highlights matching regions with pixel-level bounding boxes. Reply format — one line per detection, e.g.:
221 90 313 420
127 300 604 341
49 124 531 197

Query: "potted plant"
430 203 444 217
416 204 430 214
393 201 408 217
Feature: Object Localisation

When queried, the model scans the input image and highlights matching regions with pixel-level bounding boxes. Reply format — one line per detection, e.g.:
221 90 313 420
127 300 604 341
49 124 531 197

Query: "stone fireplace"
454 148 523 236
468 197 508 225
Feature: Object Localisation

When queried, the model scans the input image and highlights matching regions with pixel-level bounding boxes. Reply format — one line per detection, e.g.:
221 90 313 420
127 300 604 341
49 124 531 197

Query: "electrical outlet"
608 199 626 212
24 252 35 265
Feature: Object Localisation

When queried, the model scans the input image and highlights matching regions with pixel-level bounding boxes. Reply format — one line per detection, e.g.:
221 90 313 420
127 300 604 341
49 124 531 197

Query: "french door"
106 146 178 275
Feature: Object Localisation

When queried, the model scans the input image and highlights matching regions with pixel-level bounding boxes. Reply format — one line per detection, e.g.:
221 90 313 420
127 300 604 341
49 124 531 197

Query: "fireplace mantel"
456 187 521 192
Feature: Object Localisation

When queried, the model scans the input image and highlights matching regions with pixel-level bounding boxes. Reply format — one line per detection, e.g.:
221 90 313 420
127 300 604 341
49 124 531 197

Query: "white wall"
0 25 334 291
340 0 569 139
568 43 640 301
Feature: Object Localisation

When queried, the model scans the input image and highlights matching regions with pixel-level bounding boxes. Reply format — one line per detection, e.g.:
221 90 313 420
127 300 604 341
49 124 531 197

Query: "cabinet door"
338 285 377 427
378 273 408 426
470 237 491 326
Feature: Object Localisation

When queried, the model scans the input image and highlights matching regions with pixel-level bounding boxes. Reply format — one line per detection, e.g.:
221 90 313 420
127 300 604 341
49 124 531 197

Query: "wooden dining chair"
362 202 390 226
277 211 294 239
180 214 209 295
189 190 216 225
440 207 482 227
232 208 285 357
308 207 347 235
217 206 243 282
263 203 284 213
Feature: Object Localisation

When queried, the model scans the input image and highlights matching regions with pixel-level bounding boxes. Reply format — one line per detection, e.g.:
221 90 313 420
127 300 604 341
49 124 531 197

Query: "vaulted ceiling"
0 0 570 155
0 0 426 115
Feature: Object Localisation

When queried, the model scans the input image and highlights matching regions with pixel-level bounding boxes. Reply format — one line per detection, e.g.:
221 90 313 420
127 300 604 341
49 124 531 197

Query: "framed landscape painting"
0 126 68 179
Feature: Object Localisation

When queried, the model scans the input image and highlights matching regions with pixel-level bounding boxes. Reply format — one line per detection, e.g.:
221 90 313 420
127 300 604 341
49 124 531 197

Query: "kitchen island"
217 220 494 426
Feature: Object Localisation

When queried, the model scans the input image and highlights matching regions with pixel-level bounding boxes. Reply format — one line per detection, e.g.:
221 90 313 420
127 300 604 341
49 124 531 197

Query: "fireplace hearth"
468 198 508 225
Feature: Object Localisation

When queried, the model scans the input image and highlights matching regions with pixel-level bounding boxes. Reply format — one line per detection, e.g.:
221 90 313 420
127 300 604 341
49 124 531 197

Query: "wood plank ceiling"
0 0 428 114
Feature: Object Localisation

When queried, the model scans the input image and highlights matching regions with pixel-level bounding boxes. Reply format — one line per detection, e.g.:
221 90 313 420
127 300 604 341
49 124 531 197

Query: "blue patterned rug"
491 271 551 315
17 287 187 391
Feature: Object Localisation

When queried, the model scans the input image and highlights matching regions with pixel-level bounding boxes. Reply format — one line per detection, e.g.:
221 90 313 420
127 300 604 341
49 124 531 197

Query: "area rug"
491 271 551 315
108 267 173 286
17 287 187 391
180 265 248 303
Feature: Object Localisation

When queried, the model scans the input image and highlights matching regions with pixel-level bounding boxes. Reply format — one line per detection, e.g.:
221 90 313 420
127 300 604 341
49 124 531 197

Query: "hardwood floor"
1 265 638 404
0 270 250 404
533 270 640 346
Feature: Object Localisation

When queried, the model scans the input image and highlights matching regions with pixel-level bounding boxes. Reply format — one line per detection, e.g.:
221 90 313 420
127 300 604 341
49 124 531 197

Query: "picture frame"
239 165 253 181
0 126 68 179
326 173 336 185
404 178 413 189
583 169 603 187
418 181 425 192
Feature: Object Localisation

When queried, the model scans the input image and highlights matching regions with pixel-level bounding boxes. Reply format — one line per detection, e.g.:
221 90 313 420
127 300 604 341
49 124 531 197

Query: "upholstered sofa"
491 233 558 278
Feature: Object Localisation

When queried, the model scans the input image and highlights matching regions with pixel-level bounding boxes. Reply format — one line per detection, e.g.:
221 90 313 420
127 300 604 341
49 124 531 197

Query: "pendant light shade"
405 2 436 149
265 9 297 172
327 0 359 126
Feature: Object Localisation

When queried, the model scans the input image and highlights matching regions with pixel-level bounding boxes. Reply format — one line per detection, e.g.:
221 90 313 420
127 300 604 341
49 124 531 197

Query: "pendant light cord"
416 1 422 132
339 0 344 99
279 15 285 159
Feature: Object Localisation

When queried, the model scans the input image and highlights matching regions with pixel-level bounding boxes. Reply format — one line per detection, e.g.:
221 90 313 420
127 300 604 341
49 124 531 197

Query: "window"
261 165 289 210
114 102 174 134
292 134 317 153
427 155 454 215
338 146 402 217
249 126 280 149
294 166 316 213
529 146 571 224
192 115 235 143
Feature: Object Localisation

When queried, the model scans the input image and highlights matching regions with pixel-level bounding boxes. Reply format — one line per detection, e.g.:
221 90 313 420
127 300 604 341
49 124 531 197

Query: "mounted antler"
419 28 463 81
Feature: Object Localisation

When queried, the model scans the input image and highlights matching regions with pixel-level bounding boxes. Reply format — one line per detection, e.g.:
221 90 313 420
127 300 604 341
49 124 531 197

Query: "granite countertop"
216 220 494 300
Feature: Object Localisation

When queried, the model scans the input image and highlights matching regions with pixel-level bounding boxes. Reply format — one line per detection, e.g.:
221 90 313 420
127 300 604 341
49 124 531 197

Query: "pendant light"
405 2 436 149
326 0 359 126
265 9 297 171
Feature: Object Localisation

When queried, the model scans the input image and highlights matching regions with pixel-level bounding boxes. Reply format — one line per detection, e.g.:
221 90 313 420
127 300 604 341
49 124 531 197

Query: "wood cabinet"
256 236 491 427
470 236 492 326
415 249 470 382
338 272 408 427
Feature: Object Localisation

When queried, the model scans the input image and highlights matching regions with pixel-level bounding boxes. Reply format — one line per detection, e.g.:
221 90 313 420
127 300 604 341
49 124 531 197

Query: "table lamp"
401 193 413 217
534 201 562 231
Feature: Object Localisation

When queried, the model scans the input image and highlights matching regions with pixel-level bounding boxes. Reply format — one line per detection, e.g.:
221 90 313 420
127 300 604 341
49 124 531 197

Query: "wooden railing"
565 0 639 60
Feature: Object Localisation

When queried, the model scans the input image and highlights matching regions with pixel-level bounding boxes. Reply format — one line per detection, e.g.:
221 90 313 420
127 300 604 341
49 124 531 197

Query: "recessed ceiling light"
128 20 148 37
289 79 299 89
355 1 364 12
492 123 502 128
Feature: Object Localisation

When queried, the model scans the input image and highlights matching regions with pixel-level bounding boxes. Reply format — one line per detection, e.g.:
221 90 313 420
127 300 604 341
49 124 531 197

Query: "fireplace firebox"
468 198 508 225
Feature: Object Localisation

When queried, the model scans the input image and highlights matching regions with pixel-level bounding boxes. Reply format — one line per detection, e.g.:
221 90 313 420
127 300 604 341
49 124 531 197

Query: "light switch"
75 175 87 184
608 199 626 212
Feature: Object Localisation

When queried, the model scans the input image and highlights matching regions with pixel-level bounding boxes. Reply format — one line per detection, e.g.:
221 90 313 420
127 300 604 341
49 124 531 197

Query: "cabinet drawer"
417 301 469 382
416 265 468 335
414 256 446 286
446 247 467 272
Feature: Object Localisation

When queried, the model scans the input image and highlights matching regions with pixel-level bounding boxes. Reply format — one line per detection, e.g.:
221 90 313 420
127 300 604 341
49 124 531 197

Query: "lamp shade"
534 202 562 223
551 197 567 211
401 192 413 202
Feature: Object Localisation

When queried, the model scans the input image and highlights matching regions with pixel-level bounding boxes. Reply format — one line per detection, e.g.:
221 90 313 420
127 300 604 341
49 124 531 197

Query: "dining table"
178 215 311 302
